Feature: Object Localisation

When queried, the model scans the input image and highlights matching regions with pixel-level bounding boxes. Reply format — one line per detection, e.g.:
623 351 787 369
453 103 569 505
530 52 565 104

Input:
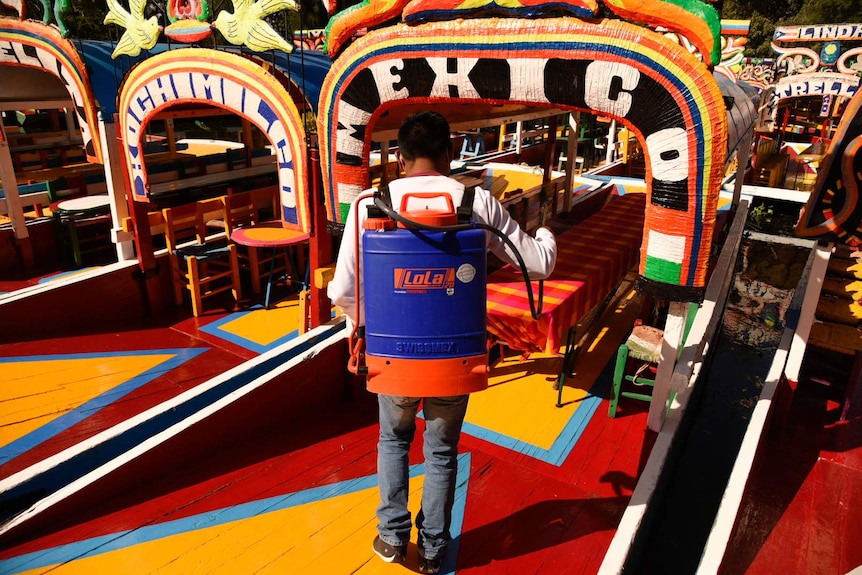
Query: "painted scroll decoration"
323 0 720 66
0 0 70 37
165 0 212 42
837 47 862 75
0 20 103 162
739 58 776 92
319 18 728 299
664 19 749 82
795 90 862 245
118 48 310 232
770 24 862 77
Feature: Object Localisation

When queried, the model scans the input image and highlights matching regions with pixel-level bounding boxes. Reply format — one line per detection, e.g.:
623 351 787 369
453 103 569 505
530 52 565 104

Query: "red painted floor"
0 280 656 573
722 376 862 575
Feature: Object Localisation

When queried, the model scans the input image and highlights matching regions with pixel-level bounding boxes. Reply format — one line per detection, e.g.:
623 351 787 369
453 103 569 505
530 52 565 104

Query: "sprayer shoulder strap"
374 184 392 209
367 184 392 219
458 185 475 224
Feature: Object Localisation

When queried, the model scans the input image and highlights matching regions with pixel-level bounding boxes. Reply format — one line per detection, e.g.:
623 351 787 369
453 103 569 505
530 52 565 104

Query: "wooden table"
230 221 310 308
54 194 113 268
485 192 646 355
55 194 111 215
149 163 277 196
8 161 105 186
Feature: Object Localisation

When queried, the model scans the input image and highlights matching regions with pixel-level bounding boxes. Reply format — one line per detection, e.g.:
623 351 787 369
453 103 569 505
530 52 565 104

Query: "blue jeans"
376 394 469 560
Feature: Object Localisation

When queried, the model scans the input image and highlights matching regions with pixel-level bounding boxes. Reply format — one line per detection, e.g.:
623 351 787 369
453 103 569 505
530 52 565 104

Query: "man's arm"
327 201 361 323
478 188 558 279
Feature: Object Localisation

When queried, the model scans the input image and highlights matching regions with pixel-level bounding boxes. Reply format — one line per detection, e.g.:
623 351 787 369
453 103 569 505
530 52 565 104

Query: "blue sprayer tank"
362 193 489 396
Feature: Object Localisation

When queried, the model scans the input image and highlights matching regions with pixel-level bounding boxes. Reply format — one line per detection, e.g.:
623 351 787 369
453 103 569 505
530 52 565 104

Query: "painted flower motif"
168 0 210 22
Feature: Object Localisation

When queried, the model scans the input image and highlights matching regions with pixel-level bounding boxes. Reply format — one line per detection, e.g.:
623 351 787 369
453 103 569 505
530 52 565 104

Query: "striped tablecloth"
486 192 646 354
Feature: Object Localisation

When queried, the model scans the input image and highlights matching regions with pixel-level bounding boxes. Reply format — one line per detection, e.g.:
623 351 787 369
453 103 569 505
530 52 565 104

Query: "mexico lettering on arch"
320 19 727 296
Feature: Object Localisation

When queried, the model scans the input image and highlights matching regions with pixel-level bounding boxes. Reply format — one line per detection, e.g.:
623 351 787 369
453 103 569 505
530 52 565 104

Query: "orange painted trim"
366 354 489 396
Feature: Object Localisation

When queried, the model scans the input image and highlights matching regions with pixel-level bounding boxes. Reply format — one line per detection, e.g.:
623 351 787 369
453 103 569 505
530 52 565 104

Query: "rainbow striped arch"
319 19 728 299
118 48 310 232
0 20 103 163
796 90 862 245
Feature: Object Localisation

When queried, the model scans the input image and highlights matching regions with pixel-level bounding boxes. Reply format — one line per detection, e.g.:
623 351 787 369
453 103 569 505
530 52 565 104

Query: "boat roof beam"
371 105 570 141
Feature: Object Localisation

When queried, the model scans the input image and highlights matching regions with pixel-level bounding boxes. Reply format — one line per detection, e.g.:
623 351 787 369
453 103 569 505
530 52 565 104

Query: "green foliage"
793 0 862 27
60 0 114 40
708 0 862 58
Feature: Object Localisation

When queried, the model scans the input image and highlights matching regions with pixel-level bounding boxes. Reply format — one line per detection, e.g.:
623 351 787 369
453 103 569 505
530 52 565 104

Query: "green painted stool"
608 324 664 417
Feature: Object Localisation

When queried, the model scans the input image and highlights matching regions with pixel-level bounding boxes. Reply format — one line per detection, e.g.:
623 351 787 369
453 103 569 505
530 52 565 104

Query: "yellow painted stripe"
468 352 584 450
22 476 428 574
218 299 303 346
0 355 174 449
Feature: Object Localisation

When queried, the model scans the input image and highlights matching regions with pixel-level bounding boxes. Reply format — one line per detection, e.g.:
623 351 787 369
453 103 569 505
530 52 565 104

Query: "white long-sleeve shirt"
327 174 557 324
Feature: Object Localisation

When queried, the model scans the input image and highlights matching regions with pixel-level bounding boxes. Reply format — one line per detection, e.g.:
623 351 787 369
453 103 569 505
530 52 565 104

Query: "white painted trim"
0 260 138 304
721 181 810 205
0 318 347 537
598 201 750 574
784 242 832 383
695 242 819 574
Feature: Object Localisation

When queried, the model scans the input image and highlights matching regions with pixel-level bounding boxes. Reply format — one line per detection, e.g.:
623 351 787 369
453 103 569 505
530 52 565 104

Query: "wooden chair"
222 187 305 302
163 198 242 317
608 323 664 418
222 188 276 294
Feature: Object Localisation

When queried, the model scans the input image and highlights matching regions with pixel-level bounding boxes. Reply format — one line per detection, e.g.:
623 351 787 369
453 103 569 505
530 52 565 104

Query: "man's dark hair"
397 111 452 162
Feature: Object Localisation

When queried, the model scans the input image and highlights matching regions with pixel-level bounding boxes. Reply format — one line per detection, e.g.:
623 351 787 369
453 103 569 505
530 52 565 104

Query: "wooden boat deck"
0 272 656 573
720 368 862 575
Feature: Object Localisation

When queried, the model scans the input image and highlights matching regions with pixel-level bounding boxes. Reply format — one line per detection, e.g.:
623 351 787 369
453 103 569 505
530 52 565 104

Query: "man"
328 111 557 573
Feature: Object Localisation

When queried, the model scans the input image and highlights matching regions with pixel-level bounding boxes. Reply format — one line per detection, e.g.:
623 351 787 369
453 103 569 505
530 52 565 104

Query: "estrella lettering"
394 268 456 290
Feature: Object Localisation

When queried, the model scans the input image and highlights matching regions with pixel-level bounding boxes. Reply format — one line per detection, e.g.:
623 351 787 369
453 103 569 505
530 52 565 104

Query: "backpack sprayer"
348 185 544 397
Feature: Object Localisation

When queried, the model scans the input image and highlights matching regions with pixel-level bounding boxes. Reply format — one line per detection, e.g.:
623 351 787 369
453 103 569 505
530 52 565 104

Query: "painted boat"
694 26 862 574
0 3 789 575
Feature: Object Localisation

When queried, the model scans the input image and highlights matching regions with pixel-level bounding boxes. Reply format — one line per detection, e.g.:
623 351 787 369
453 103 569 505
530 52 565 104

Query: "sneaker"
418 549 442 574
372 535 406 564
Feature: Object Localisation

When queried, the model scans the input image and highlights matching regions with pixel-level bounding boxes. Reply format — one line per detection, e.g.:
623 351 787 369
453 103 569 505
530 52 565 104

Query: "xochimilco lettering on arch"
118 48 310 232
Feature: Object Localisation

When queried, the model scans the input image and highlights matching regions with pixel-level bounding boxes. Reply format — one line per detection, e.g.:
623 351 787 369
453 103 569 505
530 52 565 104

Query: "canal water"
631 231 812 574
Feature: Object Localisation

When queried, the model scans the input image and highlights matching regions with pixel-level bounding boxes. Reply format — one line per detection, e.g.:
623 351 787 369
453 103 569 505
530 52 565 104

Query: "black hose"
373 196 544 320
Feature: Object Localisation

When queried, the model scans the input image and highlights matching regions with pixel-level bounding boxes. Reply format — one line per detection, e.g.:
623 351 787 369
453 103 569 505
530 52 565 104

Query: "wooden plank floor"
0 284 655 574
721 370 862 575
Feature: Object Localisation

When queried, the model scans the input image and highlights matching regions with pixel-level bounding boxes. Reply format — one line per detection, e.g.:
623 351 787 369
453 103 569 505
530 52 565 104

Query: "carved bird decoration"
104 0 162 58
212 0 298 53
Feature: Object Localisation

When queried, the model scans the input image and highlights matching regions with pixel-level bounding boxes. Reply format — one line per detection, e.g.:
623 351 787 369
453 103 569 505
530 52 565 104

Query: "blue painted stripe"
36 267 101 284
200 306 300 354
462 362 613 466
0 451 470 575
0 348 207 466
0 323 346 525
462 394 601 466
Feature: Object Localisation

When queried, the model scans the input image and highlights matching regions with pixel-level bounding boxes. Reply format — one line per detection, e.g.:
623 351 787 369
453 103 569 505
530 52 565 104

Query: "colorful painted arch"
0 20 102 163
318 18 728 298
118 48 310 232
796 90 862 245
757 72 861 133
